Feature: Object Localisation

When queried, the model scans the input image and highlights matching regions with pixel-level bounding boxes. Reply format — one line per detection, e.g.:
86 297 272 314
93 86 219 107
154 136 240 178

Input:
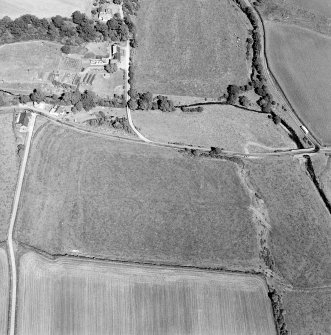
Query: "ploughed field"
0 113 19 240
0 0 91 19
265 22 331 145
131 105 295 153
16 123 260 271
17 252 276 335
0 248 9 334
134 0 250 98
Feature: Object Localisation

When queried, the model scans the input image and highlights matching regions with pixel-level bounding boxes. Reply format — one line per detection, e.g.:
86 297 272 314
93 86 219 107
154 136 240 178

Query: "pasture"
247 157 331 288
16 123 259 271
282 289 331 335
17 252 276 335
90 71 124 98
0 248 9 335
312 154 331 202
131 105 295 153
134 0 250 98
0 113 18 241
265 22 331 145
0 0 91 19
0 41 62 90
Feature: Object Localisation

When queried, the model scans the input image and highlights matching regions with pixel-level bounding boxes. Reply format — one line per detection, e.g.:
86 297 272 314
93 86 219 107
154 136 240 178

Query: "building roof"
17 112 30 127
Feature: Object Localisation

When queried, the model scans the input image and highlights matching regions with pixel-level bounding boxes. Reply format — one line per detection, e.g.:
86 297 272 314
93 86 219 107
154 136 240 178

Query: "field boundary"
18 240 266 280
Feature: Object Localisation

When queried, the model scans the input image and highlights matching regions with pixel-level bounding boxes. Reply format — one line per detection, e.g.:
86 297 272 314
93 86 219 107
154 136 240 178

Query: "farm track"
1 105 325 158
7 113 36 335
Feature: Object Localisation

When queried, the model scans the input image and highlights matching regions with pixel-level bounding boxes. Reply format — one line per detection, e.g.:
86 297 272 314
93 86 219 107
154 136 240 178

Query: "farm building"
49 106 66 117
98 3 121 22
16 111 30 132
90 59 109 66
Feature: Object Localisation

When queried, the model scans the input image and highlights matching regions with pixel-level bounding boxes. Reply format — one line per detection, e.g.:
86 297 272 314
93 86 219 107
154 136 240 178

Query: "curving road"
241 0 321 147
7 112 36 335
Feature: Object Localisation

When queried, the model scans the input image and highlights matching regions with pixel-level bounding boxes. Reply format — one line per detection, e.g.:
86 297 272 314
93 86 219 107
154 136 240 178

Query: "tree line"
0 7 136 45
19 88 125 111
225 0 276 115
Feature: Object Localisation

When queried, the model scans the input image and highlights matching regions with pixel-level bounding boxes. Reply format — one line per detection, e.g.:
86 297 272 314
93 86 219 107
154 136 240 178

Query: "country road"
7 112 36 335
241 0 321 147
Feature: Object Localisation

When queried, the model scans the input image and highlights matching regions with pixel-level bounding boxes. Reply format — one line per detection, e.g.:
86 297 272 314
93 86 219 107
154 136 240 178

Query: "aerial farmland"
17 252 276 335
16 123 260 271
0 248 9 334
0 0 330 333
0 0 92 19
134 0 250 98
265 22 331 145
0 114 19 241
131 105 295 153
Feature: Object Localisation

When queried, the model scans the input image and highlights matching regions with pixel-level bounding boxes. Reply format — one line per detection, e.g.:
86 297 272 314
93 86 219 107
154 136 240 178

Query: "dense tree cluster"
223 0 276 113
87 112 132 133
127 90 175 112
0 8 133 45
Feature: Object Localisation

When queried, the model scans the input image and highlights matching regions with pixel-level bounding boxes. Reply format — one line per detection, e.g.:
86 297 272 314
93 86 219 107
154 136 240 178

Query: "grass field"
0 248 9 335
247 157 331 288
0 0 91 19
134 0 250 98
17 252 276 335
131 105 295 152
312 154 331 202
16 123 259 270
283 289 331 335
0 41 61 88
288 0 331 17
265 22 331 145
0 113 18 241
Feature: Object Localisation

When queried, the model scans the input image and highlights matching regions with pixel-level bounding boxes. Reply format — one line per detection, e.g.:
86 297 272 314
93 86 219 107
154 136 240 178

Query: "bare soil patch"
134 0 250 98
0 113 19 241
265 22 331 145
16 123 259 270
131 105 295 152
0 248 9 334
0 0 91 19
247 157 331 288
17 251 276 335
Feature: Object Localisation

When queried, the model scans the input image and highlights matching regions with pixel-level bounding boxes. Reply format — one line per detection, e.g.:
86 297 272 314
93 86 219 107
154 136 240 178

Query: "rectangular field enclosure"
134 0 250 98
17 252 276 335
